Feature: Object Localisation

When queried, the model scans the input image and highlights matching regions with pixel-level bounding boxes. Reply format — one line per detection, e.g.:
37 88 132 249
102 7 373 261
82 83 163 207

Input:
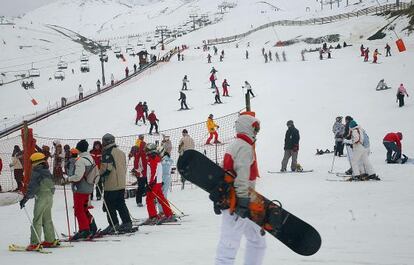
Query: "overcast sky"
0 0 57 17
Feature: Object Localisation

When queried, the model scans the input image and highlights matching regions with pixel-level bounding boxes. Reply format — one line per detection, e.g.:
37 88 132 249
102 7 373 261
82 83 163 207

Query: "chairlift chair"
29 68 40 77
57 60 68 70
80 55 89 62
80 62 90 73
137 41 144 47
114 46 121 54
146 37 152 42
54 70 65 81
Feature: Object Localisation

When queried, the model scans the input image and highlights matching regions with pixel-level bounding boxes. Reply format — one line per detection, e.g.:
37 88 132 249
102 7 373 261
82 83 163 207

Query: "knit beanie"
349 120 358 128
76 139 89 153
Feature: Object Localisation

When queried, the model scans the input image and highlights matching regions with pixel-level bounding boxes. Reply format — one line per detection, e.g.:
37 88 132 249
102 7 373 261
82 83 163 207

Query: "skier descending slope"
216 112 265 265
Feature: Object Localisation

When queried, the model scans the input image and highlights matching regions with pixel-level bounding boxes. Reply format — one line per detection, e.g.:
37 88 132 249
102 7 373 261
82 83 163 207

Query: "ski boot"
71 230 91 241
368 174 381 181
41 239 60 248
101 224 119 235
26 244 41 251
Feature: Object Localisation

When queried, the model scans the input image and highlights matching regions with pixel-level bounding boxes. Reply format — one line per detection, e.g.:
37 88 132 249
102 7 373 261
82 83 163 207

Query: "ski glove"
235 197 250 218
19 197 28 209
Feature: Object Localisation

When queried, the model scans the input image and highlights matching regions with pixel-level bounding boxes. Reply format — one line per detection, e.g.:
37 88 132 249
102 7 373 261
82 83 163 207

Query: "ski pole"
148 188 186 217
23 207 43 247
95 184 118 234
329 147 336 173
62 183 72 238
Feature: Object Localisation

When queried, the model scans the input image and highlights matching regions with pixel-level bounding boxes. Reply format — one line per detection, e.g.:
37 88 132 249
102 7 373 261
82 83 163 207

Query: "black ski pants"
149 122 158 134
180 100 189 109
383 141 400 162
103 189 131 226
397 93 405 107
135 177 147 204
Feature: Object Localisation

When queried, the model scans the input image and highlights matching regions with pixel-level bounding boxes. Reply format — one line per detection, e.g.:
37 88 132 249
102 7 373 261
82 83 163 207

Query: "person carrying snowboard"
332 116 345 156
206 114 220 144
222 79 230 96
215 113 266 265
396 83 409 107
178 91 189 110
383 132 403 163
280 120 300 172
19 153 59 250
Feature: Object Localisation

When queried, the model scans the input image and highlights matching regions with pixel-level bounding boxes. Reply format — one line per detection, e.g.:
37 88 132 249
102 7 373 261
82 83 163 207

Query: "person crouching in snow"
343 121 380 181
19 152 59 250
215 113 266 265
63 140 98 240
143 143 174 225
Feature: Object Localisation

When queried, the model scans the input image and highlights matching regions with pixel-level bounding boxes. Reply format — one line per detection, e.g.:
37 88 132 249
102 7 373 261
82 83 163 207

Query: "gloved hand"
61 175 69 185
292 144 299 152
19 197 28 209
235 197 250 218
343 139 352 145
147 181 155 191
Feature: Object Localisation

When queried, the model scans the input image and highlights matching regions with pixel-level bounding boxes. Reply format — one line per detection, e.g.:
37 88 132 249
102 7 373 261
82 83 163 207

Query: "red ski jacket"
148 113 158 124
383 133 402 150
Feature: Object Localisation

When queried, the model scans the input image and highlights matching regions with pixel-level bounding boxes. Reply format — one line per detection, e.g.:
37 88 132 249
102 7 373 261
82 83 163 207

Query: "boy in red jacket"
383 132 403 163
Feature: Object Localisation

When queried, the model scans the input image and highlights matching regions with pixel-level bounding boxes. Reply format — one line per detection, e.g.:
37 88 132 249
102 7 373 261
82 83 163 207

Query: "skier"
52 143 64 185
19 153 59 250
275 51 280 62
219 54 223 62
245 50 249 59
129 135 147 207
96 79 101 92
385 43 391 57
281 120 300 172
178 91 189 110
143 143 174 224
178 129 195 190
332 116 345 156
360 44 365 56
327 48 331 59
373 49 380 63
396 83 409 107
78 84 83 100
343 116 354 175
221 50 225 58
182 75 189 90
282 51 287 61
376 79 390 91
11 145 24 191
268 50 272 61
242 81 255 98
161 135 172 155
157 148 174 214
210 72 217 89
319 49 324 60
143 102 149 118
364 48 369 62
210 67 218 74
206 114 220 144
110 73 115 85
62 140 98 240
222 79 230 96
99 133 133 234
214 86 222 104
133 63 137 72
301 49 305 61
125 67 129 78
135 102 145 125
383 132 403 163
261 47 265 55
148 110 159 135
90 141 103 200
264 53 268 63
215 113 266 265
343 120 379 180
214 46 218 55
207 54 212 63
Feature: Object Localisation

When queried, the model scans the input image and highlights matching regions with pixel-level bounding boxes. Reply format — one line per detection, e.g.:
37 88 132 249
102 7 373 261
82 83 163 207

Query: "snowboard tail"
177 150 321 256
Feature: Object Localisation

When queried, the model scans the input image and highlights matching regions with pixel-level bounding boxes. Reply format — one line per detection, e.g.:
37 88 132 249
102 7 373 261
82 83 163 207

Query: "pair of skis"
8 243 73 254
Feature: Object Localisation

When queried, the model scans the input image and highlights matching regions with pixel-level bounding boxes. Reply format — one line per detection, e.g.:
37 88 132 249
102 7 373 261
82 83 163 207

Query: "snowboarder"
96 79 101 92
78 84 83 100
282 51 287 61
148 110 159 135
90 141 103 200
178 129 195 189
396 83 409 107
385 43 391 57
242 81 255 98
182 75 189 90
129 135 147 207
19 152 59 250
11 145 24 191
281 120 300 172
332 116 345 156
206 114 220 144
210 72 217 89
376 79 390 91
143 102 149 118
207 54 212 63
62 140 98 240
178 91 189 110
222 79 230 96
143 143 174 224
99 133 133 234
214 86 222 104
215 113 266 265
125 67 129 78
373 49 380 63
343 120 379 180
135 102 145 125
383 132 403 163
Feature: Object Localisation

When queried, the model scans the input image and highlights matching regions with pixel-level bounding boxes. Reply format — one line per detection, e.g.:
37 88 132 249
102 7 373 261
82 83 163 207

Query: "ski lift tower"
189 14 198 30
156 25 168 50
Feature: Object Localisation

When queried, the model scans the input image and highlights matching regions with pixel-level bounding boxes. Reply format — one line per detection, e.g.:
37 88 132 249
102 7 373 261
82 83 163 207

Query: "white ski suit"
348 125 375 176
215 114 266 265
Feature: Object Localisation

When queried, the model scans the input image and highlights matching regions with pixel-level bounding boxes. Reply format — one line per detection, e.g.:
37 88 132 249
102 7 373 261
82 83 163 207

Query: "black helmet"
286 120 294 126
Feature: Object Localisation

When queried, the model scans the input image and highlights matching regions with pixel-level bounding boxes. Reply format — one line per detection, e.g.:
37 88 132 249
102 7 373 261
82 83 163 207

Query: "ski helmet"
30 152 46 165
145 143 158 155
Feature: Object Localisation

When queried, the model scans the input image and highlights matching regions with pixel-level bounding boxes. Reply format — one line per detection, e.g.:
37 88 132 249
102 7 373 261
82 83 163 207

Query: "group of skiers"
261 47 286 62
134 102 160 134
360 43 392 63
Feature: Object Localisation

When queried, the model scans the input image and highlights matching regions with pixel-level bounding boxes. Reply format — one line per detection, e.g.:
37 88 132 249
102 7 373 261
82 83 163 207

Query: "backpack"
362 129 370 148
82 157 100 185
